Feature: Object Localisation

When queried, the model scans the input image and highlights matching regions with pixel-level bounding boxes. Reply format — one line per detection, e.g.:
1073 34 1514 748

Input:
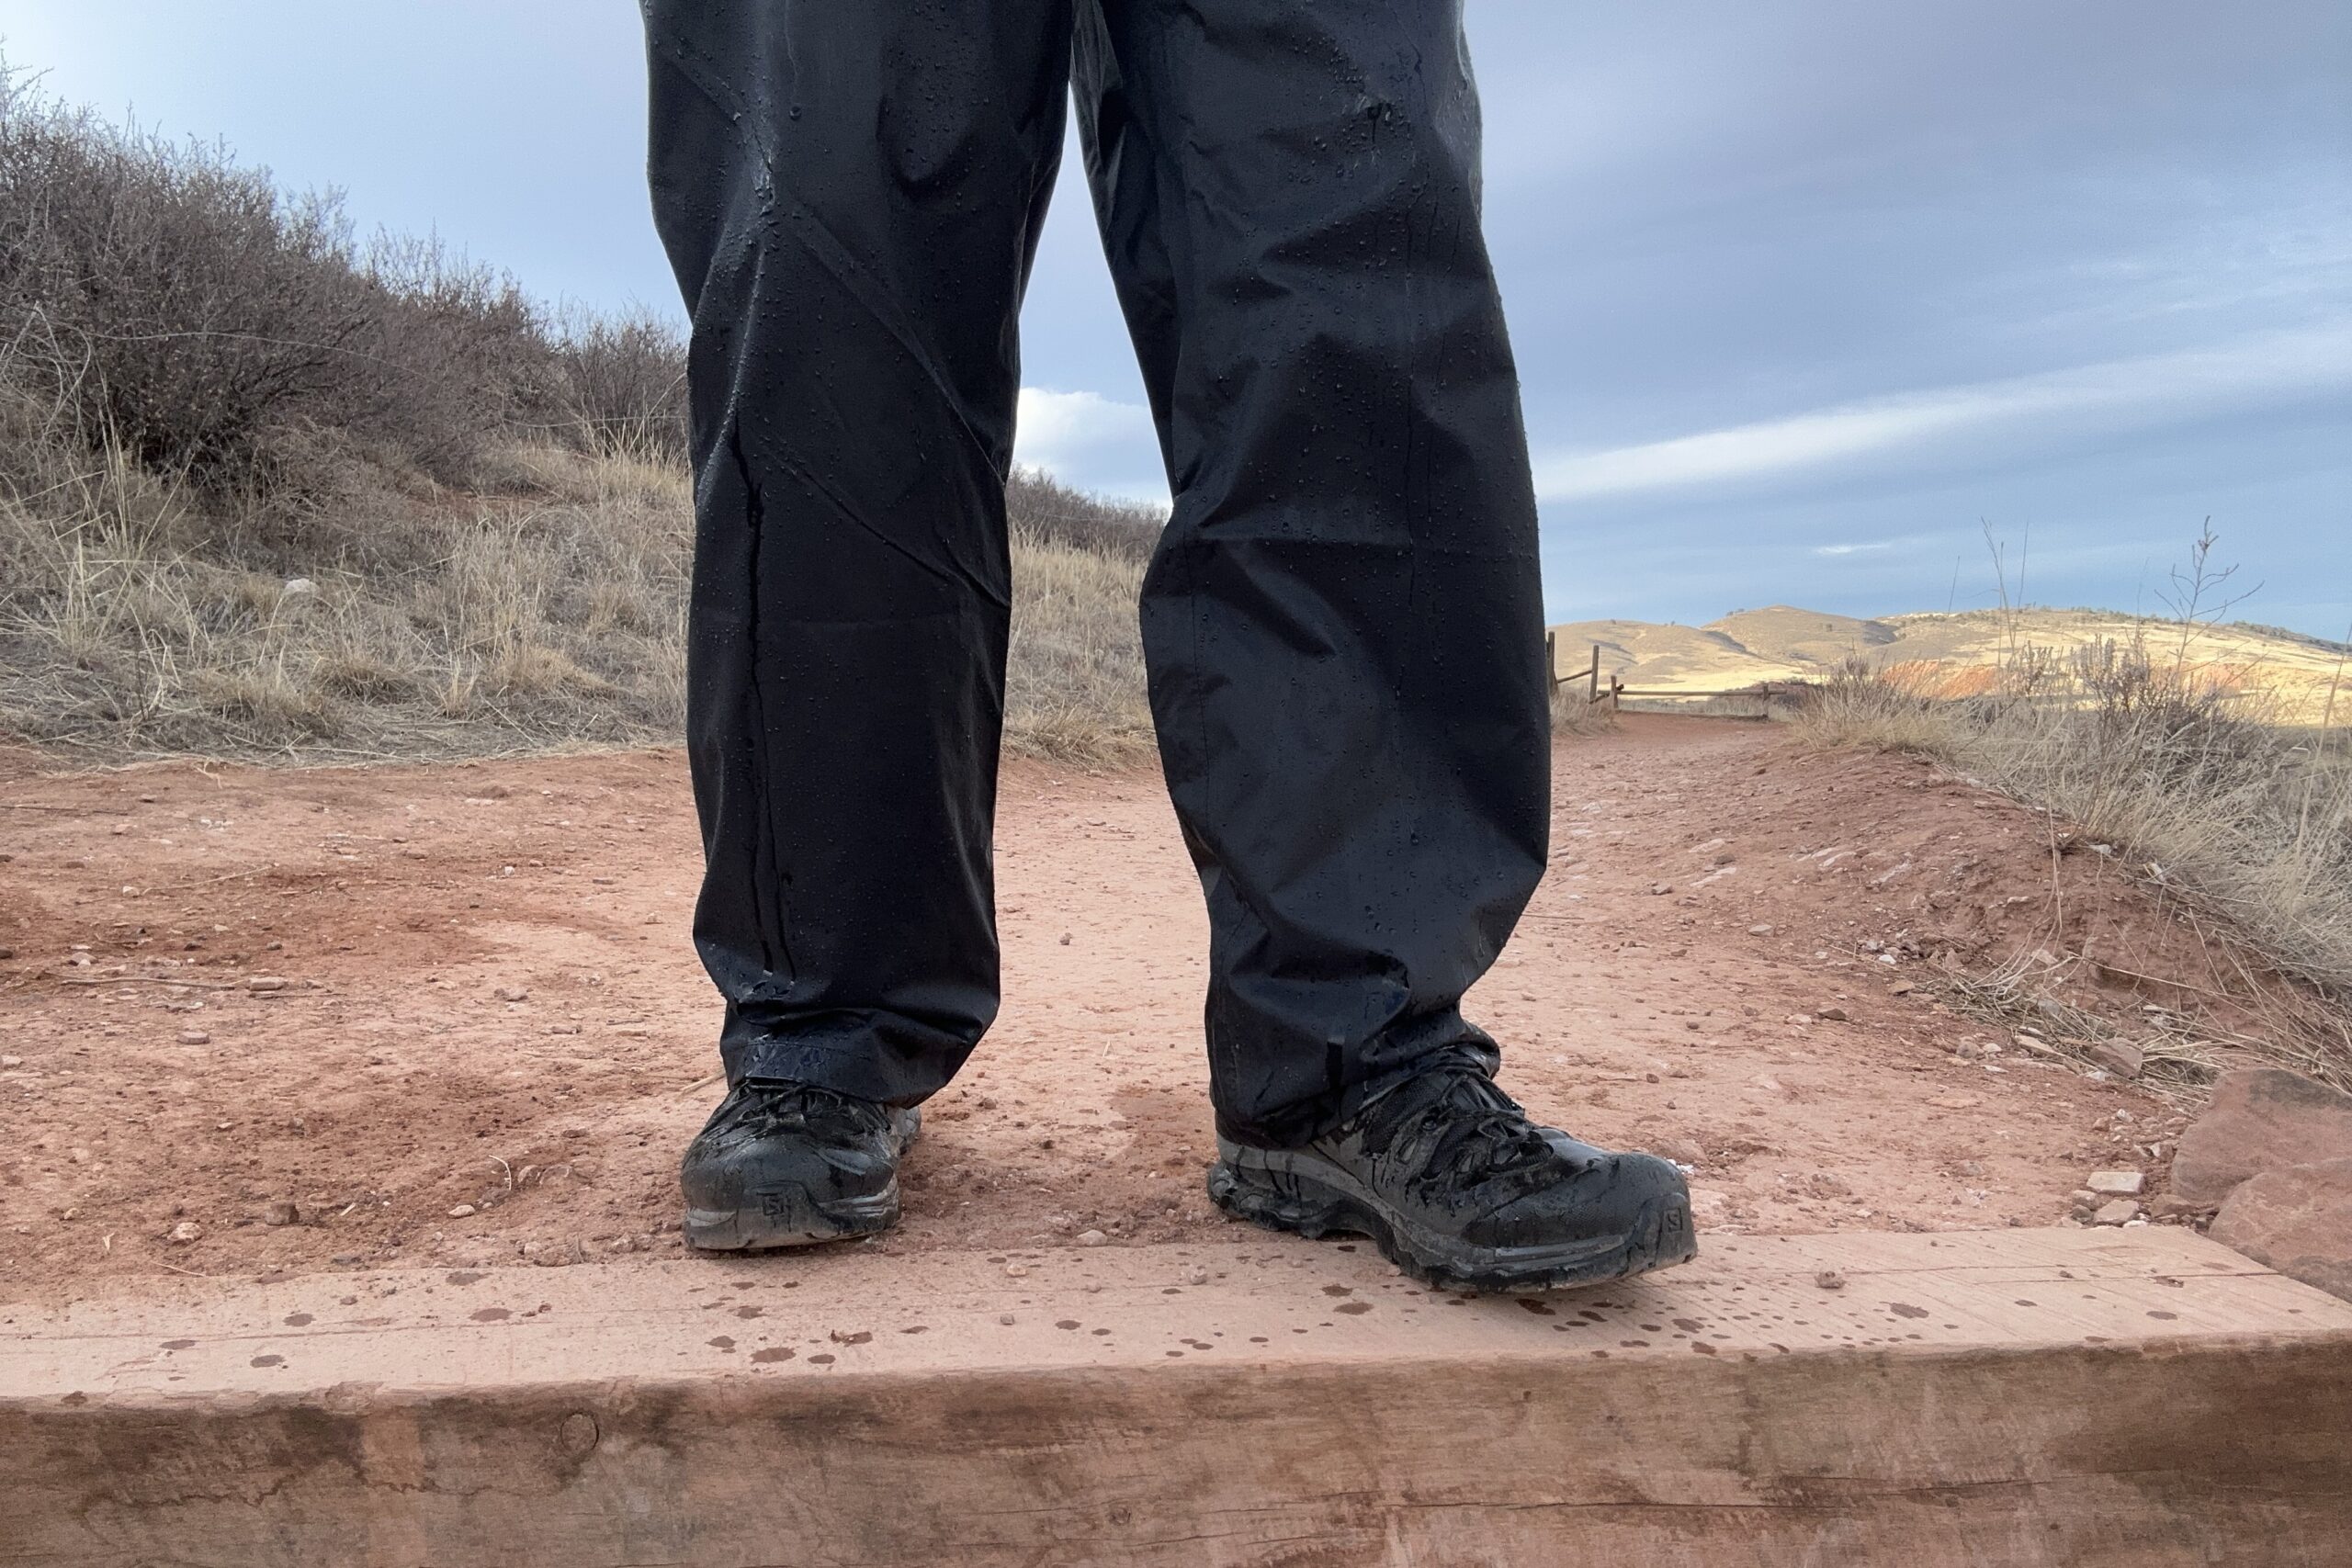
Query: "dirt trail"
2 716 2214 1300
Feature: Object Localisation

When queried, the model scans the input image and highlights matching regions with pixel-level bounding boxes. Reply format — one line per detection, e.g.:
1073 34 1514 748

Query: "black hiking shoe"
680 1080 919 1251
1207 1058 1695 1292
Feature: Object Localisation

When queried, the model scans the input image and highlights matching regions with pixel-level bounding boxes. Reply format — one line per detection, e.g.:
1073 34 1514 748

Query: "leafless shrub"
1006 467 1161 564
543 304 689 460
0 68 553 492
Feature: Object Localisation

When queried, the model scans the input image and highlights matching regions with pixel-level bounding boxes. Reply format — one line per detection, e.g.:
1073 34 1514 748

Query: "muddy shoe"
1207 1060 1695 1292
681 1080 919 1251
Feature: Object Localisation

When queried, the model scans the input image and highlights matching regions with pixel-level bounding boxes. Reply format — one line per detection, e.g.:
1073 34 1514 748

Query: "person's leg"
1070 0 1552 1148
645 0 1073 1106
646 0 1076 1247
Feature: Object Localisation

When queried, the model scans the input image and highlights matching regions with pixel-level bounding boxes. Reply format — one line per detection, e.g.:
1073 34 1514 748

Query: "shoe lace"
735 1079 884 1136
1357 1063 1555 1191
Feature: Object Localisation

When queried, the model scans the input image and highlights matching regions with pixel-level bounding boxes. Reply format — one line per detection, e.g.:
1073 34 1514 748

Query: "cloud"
1532 321 2352 503
1813 541 1898 557
1012 388 1163 499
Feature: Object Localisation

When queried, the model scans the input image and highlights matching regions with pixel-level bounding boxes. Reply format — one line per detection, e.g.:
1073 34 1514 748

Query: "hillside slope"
1550 606 2347 724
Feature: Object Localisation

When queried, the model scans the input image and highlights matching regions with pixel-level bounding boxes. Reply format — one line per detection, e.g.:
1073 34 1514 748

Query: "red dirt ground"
1 715 2253 1302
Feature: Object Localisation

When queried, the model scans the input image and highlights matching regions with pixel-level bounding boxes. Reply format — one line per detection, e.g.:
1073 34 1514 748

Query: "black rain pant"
644 0 1550 1149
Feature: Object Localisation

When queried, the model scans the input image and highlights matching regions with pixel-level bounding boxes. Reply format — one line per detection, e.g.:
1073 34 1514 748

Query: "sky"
5 2 2347 637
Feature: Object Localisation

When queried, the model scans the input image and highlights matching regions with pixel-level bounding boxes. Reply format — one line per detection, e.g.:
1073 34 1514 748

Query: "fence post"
1545 630 1559 691
1588 644 1602 704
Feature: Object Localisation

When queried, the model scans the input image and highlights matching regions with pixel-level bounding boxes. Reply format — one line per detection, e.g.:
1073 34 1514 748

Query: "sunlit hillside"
1551 606 2348 726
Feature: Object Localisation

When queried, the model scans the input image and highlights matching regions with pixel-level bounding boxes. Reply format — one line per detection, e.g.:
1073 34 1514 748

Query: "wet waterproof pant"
644 0 1550 1148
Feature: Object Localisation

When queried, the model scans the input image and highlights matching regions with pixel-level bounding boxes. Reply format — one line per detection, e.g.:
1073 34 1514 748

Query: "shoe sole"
681 1111 919 1253
682 1185 900 1251
1206 1138 1697 1294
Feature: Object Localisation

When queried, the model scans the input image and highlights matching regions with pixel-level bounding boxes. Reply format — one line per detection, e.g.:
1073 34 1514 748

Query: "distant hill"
1548 606 2348 725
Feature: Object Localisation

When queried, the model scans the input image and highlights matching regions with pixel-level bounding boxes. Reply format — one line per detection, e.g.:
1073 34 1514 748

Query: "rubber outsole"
682 1186 899 1252
1207 1140 1697 1293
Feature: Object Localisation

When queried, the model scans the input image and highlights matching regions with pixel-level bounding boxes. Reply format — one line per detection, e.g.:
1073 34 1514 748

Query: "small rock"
1002 1262 1029 1278
281 577 318 597
2084 1040 2144 1079
168 1221 203 1244
245 976 288 993
1058 932 1073 945
2068 1189 2100 1214
177 1029 210 1046
1747 923 1775 936
263 1201 300 1226
1075 1229 1108 1247
1649 882 1673 896
2209 1156 2352 1301
0 1054 21 1067
2087 1169 2146 1198
448 1204 477 1218
1928 1093 1983 1111
999 1314 1016 1326
1813 1269 1846 1291
1888 980 1917 996
2089 1199 2143 1226
2172 1068 2352 1206
1816 1005 1849 1022
493 987 529 1004
1183 1266 1209 1286
2148 1193 2212 1224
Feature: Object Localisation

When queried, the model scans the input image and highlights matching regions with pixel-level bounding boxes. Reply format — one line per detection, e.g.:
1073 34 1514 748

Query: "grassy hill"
1553 605 2348 726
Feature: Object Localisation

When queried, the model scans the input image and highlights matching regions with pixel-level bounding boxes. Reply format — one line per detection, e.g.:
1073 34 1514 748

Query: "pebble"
1076 1229 1108 1247
2089 1199 2143 1226
1816 1005 1849 1022
1814 1270 1846 1291
493 987 530 1003
999 1314 1016 1325
2084 1040 2145 1079
168 1221 202 1244
448 1204 477 1218
1183 1266 1209 1286
1002 1262 1029 1278
2087 1169 2146 1198
177 1029 210 1046
245 976 288 993
1747 923 1775 936
263 1201 300 1226
1 1054 23 1068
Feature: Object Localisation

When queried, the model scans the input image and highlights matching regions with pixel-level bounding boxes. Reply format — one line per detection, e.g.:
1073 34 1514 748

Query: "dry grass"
1793 641 2352 1080
1549 682 1612 736
1003 520 1153 766
0 392 1157 766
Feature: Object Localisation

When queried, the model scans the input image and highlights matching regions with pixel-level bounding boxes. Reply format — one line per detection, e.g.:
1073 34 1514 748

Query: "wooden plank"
5 1229 2349 1567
